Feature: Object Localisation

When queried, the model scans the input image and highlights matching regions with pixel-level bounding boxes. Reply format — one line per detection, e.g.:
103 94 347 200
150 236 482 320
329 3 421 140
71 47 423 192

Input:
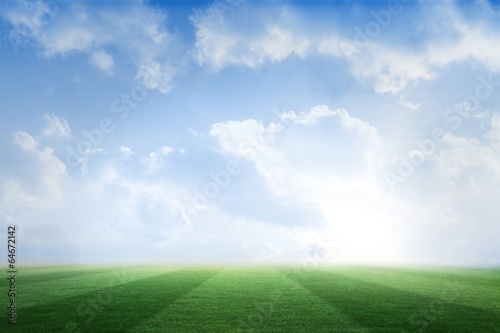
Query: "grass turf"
1 266 499 332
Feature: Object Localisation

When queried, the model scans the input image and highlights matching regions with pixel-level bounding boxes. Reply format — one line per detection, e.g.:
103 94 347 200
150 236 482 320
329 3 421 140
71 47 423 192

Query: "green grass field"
1 266 499 332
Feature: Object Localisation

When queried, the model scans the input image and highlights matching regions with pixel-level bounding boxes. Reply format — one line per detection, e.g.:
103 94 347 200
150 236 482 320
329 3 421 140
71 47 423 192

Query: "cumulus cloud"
101 171 193 233
192 5 310 70
2 0 175 93
394 113 500 265
436 115 500 182
350 45 435 93
208 104 500 264
90 49 114 74
135 61 175 94
210 105 380 171
3 0 500 266
2 0 56 44
399 96 423 111
13 131 38 151
317 35 359 58
119 145 135 159
144 146 174 174
279 105 337 125
209 105 407 263
248 25 309 63
4 132 67 211
192 1 500 93
352 4 500 93
43 113 71 138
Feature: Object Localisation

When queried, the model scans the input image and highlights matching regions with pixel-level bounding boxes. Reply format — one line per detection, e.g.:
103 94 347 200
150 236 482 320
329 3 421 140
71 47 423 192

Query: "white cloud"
4 132 67 211
399 113 500 265
399 95 423 111
210 105 380 167
136 61 174 94
192 5 310 70
40 25 95 56
348 45 435 94
83 147 105 155
248 25 310 63
209 105 408 264
341 3 500 93
158 146 174 155
144 145 174 174
42 113 71 138
3 0 500 266
15 1 500 95
192 2 500 93
488 113 500 145
108 175 192 231
2 0 56 43
119 145 135 159
78 147 106 176
279 105 337 125
2 0 175 93
209 118 268 159
13 131 38 151
90 49 114 74
209 103 500 265
425 7 500 72
192 3 415 93
192 26 239 70
317 35 359 58
436 116 500 182
188 127 202 137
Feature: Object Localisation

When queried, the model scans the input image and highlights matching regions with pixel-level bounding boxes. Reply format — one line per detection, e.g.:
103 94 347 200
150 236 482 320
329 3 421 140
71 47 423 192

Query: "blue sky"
1 0 500 266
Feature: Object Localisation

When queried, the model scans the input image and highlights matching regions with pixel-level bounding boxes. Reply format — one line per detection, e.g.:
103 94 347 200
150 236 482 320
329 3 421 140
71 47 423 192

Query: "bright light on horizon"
0 0 499 267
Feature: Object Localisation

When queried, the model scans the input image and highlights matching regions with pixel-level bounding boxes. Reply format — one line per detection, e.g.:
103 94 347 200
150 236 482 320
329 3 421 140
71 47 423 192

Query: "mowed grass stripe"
5 266 499 333
330 267 500 312
284 269 500 333
129 267 368 333
14 266 181 309
9 267 221 333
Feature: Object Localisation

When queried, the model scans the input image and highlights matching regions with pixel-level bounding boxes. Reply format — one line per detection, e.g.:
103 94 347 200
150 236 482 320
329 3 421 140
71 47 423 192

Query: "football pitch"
2 266 499 332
